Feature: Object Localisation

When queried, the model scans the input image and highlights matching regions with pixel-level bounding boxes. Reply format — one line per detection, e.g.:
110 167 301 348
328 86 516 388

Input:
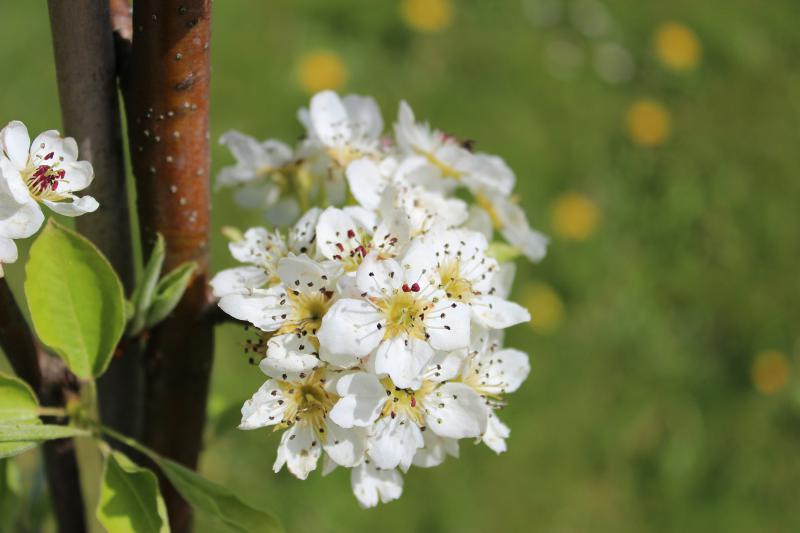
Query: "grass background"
2 0 800 531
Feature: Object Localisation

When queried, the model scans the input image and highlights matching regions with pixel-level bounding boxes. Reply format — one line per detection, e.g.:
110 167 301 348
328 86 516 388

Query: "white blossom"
219 91 543 507
0 121 97 276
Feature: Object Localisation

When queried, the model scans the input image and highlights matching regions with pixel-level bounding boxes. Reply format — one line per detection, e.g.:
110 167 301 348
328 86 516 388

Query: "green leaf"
0 459 21 530
144 261 197 330
0 373 40 458
129 234 166 336
97 451 169 533
154 457 282 533
0 424 89 443
100 426 283 533
24 220 126 379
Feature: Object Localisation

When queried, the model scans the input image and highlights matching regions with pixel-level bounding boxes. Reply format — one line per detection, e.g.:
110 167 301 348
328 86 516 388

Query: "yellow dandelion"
625 99 671 147
400 0 454 33
297 50 347 94
551 192 601 241
521 282 565 334
752 350 791 395
654 22 702 71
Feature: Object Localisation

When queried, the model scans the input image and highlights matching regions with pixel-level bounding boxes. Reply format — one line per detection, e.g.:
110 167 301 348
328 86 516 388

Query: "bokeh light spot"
400 0 454 33
654 22 702 71
625 99 671 147
297 50 348 94
752 350 790 395
522 282 565 334
551 192 601 241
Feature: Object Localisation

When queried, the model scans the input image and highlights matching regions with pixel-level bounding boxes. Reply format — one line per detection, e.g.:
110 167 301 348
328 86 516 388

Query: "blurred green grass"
3 0 800 531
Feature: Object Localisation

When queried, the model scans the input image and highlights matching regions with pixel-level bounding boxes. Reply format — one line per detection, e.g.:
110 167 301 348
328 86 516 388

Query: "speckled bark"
124 2 213 531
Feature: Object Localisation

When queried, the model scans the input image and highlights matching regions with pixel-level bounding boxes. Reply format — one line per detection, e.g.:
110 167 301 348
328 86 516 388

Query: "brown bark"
0 280 86 533
124 2 214 531
47 0 143 444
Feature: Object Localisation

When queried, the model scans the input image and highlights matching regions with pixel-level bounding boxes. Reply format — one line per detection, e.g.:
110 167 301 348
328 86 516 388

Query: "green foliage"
144 261 198 330
24 220 126 379
0 459 21 531
101 426 283 533
128 233 197 335
153 456 283 533
0 424 88 443
0 372 40 458
97 451 169 533
128 234 166 336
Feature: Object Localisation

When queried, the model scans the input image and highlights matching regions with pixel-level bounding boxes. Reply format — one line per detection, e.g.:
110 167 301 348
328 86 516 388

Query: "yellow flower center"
379 377 435 427
374 290 431 341
438 260 473 302
277 290 332 339
277 369 336 433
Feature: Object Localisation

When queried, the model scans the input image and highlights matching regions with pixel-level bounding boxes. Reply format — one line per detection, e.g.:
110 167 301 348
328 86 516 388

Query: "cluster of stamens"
26 152 65 197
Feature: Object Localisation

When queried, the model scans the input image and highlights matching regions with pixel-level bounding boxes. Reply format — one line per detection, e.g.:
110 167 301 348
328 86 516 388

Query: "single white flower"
402 229 530 329
210 209 322 298
239 368 367 479
302 91 384 167
350 461 403 508
458 328 530 454
475 191 549 262
210 227 288 298
315 205 408 274
329 354 485 472
393 102 515 197
316 249 471 388
345 156 468 236
0 121 98 275
218 254 339 376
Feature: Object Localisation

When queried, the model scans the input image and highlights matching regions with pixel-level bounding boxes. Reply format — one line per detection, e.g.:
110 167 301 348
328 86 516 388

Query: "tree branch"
47 0 143 444
124 2 213 531
0 279 86 533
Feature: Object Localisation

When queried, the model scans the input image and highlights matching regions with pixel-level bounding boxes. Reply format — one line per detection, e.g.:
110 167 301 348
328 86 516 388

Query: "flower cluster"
0 121 98 277
212 91 546 507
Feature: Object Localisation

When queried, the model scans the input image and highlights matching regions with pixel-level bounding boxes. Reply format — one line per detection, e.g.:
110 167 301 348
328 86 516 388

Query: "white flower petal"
260 333 321 380
424 300 470 351
239 379 285 429
412 430 459 468
61 160 94 192
217 285 290 331
373 336 433 390
317 298 383 358
472 295 530 329
43 195 99 217
273 421 321 480
350 462 403 508
346 158 384 210
315 207 365 262
482 409 511 454
310 91 351 148
322 417 367 467
424 382 487 439
0 196 43 239
330 373 386 428
0 159 33 205
473 347 530 395
0 237 18 266
277 254 332 294
367 415 423 472
342 94 383 141
289 206 321 255
209 266 269 297
356 253 402 297
0 121 31 170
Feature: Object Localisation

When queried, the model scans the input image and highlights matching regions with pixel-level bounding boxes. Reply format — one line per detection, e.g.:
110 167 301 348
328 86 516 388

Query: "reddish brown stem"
47 0 143 445
0 280 87 533
124 2 213 531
